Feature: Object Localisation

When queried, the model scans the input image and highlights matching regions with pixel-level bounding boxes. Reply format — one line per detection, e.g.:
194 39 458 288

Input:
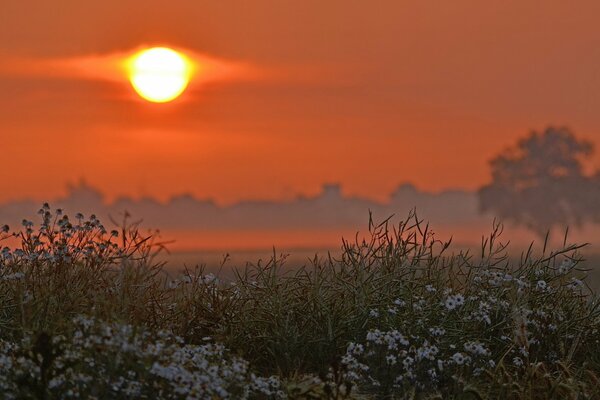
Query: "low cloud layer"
3 181 593 252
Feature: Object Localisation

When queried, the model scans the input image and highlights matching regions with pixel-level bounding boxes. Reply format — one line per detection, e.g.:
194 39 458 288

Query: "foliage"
0 206 598 399
478 126 600 237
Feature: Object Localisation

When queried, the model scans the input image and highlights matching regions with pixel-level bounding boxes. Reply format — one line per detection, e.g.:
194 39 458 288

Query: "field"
0 207 599 399
161 249 600 294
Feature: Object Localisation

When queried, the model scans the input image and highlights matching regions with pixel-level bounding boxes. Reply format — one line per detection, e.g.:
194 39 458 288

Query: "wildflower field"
0 206 598 399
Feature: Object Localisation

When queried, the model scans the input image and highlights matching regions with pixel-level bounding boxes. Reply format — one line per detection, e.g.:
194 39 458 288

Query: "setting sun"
127 47 192 103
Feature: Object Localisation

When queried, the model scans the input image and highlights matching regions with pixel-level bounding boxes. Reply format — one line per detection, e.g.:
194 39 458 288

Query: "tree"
478 126 600 237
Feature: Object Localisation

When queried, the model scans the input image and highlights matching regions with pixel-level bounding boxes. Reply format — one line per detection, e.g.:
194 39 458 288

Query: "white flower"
48 376 65 389
516 278 529 292
369 309 379 318
386 330 409 346
536 280 547 291
393 298 406 307
463 341 489 356
445 297 457 310
201 273 217 284
513 357 523 367
347 342 364 355
558 259 574 274
454 294 465 306
417 343 439 361
429 327 446 337
413 302 424 312
0 354 13 370
402 356 414 369
366 329 383 343
451 352 466 365
567 278 583 290
488 277 501 287
445 294 464 311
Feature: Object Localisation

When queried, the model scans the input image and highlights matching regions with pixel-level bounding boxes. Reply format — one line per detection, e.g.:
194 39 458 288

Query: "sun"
127 47 192 103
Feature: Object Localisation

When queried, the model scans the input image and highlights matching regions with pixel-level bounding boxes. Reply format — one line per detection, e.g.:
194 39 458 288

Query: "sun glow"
127 47 192 103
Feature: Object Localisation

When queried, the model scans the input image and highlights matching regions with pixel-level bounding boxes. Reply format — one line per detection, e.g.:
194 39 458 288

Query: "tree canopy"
478 127 600 237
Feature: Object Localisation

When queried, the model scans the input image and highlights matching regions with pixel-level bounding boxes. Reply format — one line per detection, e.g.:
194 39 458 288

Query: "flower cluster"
0 317 285 399
0 204 124 270
342 324 494 394
341 254 597 397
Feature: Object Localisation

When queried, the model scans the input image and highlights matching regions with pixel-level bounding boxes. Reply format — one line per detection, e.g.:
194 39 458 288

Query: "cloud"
0 180 561 251
0 46 259 96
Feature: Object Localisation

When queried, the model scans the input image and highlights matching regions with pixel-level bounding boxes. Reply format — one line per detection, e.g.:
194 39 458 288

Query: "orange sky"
1 1 600 205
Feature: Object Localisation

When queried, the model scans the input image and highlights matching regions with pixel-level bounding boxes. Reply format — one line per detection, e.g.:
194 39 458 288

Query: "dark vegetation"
0 207 598 399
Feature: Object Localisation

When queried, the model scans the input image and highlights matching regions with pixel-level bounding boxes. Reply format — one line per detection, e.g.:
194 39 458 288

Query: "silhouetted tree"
479 126 600 237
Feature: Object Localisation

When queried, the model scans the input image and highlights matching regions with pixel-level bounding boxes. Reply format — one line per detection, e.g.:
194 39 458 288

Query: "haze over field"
1 180 598 255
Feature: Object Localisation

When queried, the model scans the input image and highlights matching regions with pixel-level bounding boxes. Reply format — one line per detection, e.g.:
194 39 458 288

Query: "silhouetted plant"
479 126 600 237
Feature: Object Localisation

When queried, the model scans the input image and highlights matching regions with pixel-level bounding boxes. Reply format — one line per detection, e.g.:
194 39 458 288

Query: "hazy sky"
2 0 600 204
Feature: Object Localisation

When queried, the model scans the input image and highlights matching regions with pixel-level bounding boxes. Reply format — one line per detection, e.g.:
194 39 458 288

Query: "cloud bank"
2 181 590 252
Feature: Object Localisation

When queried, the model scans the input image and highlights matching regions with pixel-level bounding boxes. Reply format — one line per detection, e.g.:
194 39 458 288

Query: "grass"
0 206 598 399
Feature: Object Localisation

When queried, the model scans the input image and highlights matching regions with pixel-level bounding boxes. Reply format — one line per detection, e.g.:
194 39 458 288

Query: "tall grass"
0 206 598 399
